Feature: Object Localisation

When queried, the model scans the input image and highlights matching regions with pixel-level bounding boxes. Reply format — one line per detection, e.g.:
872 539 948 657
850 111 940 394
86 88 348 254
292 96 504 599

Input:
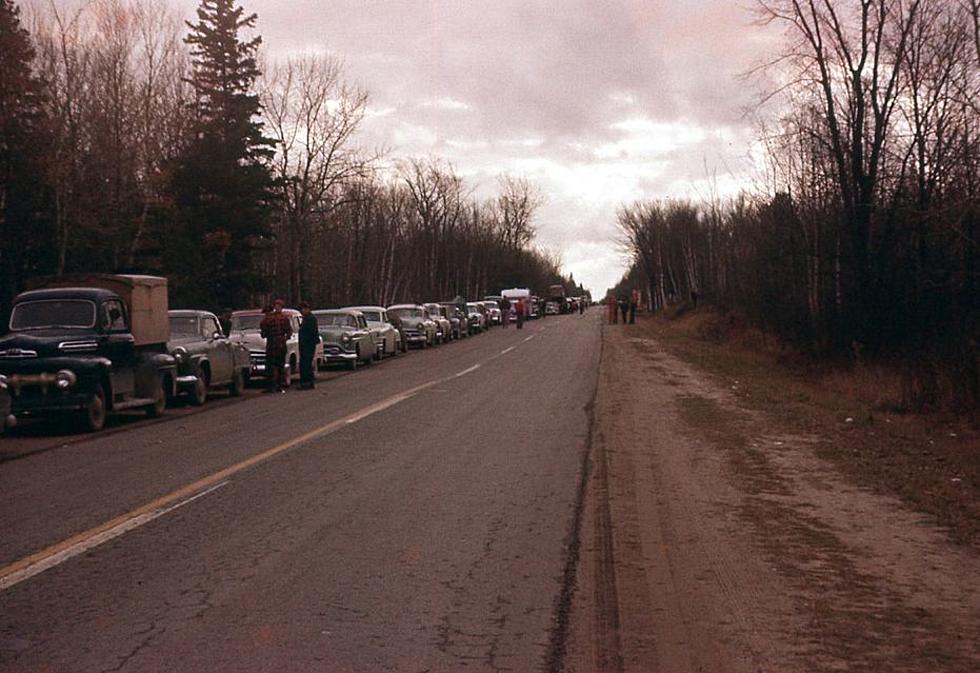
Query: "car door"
202 314 232 384
101 299 136 397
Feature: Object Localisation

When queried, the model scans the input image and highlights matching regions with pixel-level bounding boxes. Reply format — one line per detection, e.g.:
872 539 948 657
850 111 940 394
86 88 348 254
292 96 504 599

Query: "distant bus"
548 284 565 299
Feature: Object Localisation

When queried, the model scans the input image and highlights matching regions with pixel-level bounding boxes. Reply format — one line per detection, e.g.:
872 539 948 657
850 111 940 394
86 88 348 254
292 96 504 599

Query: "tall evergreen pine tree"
0 0 52 315
168 0 275 309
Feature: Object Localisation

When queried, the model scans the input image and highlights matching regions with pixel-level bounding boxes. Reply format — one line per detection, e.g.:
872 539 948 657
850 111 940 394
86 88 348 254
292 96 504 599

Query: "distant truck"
547 284 572 314
0 274 177 432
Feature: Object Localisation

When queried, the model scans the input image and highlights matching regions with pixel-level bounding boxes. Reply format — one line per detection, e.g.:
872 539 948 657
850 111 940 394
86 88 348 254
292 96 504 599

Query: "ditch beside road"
563 316 980 672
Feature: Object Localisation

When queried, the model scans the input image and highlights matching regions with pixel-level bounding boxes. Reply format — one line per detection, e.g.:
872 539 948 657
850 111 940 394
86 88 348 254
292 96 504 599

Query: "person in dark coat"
498 297 511 328
618 296 629 324
298 302 319 390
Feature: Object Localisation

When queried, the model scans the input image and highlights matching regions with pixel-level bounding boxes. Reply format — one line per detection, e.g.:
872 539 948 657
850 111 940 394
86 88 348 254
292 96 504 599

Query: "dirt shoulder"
646 310 979 546
561 313 980 673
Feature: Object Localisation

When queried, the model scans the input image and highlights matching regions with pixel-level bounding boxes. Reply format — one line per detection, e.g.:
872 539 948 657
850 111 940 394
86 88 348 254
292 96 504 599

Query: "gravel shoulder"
563 316 980 672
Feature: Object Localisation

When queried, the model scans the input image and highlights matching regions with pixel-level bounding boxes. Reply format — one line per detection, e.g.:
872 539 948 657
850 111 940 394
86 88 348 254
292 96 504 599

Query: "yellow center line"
0 379 439 590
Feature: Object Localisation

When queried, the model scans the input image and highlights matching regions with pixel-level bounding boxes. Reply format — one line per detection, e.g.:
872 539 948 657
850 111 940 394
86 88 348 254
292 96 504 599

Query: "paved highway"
0 313 599 672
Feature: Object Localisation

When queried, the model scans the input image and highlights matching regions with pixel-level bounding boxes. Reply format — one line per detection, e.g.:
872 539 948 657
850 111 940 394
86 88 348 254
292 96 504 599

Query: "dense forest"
0 0 578 316
612 0 979 409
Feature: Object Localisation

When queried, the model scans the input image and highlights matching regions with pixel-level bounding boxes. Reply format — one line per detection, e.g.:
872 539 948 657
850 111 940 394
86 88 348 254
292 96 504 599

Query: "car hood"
319 325 368 338
0 332 98 358
230 331 266 351
395 317 426 329
167 334 202 350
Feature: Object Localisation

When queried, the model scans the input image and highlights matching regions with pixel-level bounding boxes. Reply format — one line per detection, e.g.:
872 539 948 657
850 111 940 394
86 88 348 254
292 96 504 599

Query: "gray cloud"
142 0 777 293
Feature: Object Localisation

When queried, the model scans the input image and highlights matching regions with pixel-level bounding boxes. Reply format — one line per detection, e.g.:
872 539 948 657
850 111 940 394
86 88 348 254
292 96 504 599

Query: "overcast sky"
182 1 779 293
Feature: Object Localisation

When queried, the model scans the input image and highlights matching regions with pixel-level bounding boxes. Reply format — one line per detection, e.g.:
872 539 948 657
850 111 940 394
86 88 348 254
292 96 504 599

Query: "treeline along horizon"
0 0 581 320
611 0 979 410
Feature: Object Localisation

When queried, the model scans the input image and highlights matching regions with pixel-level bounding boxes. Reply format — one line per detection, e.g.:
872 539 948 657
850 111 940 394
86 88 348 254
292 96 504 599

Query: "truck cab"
0 275 177 432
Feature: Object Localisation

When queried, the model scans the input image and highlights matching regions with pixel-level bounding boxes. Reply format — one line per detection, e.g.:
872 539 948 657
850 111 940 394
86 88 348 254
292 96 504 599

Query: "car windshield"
10 300 96 330
466 304 480 312
169 316 200 336
316 313 354 327
360 311 381 322
230 315 262 332
391 307 422 319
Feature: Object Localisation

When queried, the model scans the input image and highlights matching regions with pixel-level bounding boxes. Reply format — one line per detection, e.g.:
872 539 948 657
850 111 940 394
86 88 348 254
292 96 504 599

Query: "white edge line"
454 363 482 378
500 346 515 355
523 335 536 342
0 481 230 591
344 393 415 424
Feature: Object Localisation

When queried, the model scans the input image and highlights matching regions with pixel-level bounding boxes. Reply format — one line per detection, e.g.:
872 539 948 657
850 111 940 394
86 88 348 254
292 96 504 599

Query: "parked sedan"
388 304 438 348
229 308 325 386
313 309 375 369
465 302 487 333
0 374 13 436
440 302 468 339
345 305 402 359
423 303 453 343
168 310 250 405
480 300 502 326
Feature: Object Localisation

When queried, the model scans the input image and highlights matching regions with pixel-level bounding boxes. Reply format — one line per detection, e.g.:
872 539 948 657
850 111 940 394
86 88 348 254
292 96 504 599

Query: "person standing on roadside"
607 295 617 324
298 302 319 390
516 298 526 329
618 296 629 324
260 298 292 393
629 288 639 324
498 297 511 328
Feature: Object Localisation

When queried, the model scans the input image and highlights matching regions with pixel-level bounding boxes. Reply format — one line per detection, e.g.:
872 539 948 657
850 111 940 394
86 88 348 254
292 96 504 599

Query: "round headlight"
0 374 7 390
173 346 188 362
55 369 77 390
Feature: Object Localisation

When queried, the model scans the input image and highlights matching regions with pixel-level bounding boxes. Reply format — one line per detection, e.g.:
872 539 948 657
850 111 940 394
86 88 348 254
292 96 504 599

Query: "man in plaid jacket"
260 299 293 392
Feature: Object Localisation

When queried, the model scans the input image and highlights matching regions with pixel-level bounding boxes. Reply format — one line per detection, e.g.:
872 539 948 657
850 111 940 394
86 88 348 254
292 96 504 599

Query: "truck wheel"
82 385 107 432
146 377 167 417
229 368 245 397
190 369 208 406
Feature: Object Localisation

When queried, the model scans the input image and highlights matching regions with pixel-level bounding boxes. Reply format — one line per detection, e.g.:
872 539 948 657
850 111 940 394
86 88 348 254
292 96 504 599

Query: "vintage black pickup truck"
0 274 177 432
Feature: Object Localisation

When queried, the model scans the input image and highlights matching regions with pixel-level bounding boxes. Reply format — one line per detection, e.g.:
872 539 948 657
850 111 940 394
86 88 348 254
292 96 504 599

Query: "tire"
81 385 107 432
146 376 167 418
190 368 208 406
375 343 384 361
229 368 245 397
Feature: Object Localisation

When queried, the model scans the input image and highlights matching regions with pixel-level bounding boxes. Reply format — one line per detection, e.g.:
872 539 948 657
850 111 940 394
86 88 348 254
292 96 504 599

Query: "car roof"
15 287 118 302
387 303 421 309
345 305 385 312
169 310 215 318
314 308 363 316
232 308 300 316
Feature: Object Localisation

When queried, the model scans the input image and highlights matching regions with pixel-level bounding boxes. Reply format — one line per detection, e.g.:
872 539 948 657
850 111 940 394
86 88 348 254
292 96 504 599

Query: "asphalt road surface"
0 314 599 672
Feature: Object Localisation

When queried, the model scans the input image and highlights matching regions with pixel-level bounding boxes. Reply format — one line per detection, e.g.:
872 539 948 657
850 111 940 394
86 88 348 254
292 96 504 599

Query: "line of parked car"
221 299 507 386
0 273 538 435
